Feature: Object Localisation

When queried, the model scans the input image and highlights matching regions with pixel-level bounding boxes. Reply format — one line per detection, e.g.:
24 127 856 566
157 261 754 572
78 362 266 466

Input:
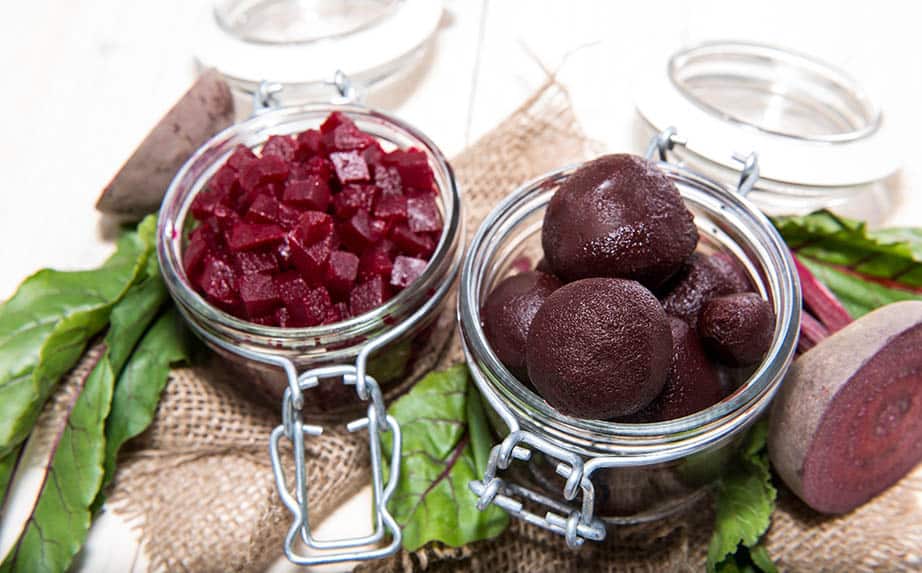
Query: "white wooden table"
2 1 920 571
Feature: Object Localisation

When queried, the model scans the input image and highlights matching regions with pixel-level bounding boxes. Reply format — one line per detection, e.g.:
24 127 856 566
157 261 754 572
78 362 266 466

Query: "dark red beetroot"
769 301 922 514
526 278 672 419
621 317 725 422
660 253 748 324
698 293 775 367
541 154 698 289
183 112 441 326
482 271 563 378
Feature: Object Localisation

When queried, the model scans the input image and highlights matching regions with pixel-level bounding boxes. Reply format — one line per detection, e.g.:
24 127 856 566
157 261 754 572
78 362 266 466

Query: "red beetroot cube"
213 203 240 233
375 166 403 196
233 249 278 275
350 276 390 316
333 184 377 218
278 273 328 326
238 273 280 317
290 233 335 278
320 111 351 135
333 302 351 322
407 196 442 233
303 286 334 326
330 151 370 183
277 203 302 230
283 175 331 211
291 211 334 244
295 129 324 160
191 187 223 219
385 149 434 192
239 156 291 193
209 164 239 197
262 135 296 161
246 194 281 224
367 238 398 257
359 250 394 282
199 256 239 310
373 191 408 221
227 221 286 251
339 211 385 252
363 144 384 169
390 256 428 288
292 156 333 181
326 251 359 296
390 223 436 258
184 233 210 281
325 118 376 151
227 145 258 170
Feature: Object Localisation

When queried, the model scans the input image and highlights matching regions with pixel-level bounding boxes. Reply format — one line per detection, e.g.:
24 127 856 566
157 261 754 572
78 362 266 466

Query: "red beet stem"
798 310 829 354
793 255 853 333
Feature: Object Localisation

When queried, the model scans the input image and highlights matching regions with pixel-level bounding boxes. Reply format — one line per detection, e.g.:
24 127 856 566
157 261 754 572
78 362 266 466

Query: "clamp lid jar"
635 42 902 222
458 132 800 547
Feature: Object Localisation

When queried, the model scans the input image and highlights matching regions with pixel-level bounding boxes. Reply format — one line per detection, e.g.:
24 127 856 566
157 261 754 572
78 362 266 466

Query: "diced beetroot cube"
234 249 278 275
238 162 265 194
278 272 325 326
295 129 324 160
262 135 296 161
326 121 376 151
339 211 385 251
385 148 434 192
209 164 239 197
238 273 280 317
183 233 210 281
375 166 403 196
239 156 291 193
199 256 239 309
370 217 391 240
246 194 280 224
213 203 240 233
290 211 334 244
390 256 428 288
191 187 223 219
323 304 342 325
359 250 394 282
390 224 436 258
407 196 443 233
374 191 408 221
363 143 384 169
235 186 265 214
292 156 333 181
320 111 351 135
330 151 370 183
277 203 302 230
302 286 334 326
227 144 258 170
333 184 377 218
227 221 286 251
290 233 335 278
283 176 330 211
325 251 359 297
333 302 351 322
350 276 391 316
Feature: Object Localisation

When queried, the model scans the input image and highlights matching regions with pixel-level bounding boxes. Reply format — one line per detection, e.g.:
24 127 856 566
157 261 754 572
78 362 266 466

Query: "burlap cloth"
107 80 922 573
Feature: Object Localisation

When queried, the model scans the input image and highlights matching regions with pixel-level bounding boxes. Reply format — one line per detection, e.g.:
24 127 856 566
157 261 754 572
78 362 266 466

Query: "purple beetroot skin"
541 154 698 289
698 292 775 367
483 271 563 378
526 278 673 419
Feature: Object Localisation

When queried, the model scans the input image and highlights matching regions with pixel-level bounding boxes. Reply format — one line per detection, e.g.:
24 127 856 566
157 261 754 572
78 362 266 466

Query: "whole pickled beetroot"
698 292 775 366
622 317 724 422
541 154 698 289
482 271 563 378
526 278 672 419
660 252 748 325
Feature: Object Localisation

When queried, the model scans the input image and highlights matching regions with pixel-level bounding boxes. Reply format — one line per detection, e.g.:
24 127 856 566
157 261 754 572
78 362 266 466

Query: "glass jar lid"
635 42 901 189
194 0 442 92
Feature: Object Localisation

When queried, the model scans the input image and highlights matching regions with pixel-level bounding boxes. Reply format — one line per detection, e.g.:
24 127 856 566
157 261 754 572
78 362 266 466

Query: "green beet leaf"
0 216 158 456
773 210 922 318
0 257 171 573
384 364 509 551
99 306 188 499
707 419 776 573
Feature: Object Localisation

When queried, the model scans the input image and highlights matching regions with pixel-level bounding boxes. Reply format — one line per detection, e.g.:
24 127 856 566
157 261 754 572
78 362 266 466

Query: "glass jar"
157 103 463 416
635 42 902 224
457 135 801 547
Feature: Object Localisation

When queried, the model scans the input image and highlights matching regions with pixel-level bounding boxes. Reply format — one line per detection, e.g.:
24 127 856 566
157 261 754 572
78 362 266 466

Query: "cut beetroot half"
769 301 922 514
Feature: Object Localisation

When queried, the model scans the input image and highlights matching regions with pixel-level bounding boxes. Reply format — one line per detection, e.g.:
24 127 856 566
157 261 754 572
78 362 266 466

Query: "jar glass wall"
458 161 800 525
158 104 462 415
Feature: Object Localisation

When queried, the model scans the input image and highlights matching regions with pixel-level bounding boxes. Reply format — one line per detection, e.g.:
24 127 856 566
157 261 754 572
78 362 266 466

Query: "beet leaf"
384 364 509 551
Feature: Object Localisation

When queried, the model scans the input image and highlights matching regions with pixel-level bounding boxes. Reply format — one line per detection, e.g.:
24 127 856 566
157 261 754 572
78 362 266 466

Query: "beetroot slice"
769 301 922 514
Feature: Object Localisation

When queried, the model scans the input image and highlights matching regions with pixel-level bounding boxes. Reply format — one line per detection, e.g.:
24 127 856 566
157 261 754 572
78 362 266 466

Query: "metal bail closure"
252 70 362 115
268 362 402 566
645 127 761 196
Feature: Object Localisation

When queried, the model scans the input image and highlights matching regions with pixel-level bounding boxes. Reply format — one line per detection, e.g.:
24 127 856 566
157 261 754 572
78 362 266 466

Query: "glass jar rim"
458 160 801 455
157 103 462 344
